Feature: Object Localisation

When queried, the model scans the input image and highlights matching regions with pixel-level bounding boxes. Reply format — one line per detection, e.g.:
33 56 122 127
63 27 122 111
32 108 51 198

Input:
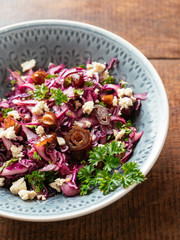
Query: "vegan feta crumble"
82 101 94 115
32 101 49 115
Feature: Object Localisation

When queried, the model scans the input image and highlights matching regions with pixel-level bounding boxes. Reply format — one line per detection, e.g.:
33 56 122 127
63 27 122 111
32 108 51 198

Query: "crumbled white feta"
101 70 110 81
49 178 65 192
18 190 37 200
84 120 91 128
131 96 136 102
95 99 100 103
118 110 122 116
0 126 17 140
94 88 100 95
0 177 5 186
74 121 84 128
117 88 133 98
10 177 27 195
11 87 15 91
98 144 104 148
86 62 106 77
115 129 126 141
21 59 36 72
112 96 118 106
113 129 118 137
10 145 24 158
7 110 20 120
32 101 49 115
35 126 45 135
119 97 133 109
37 195 46 201
57 137 66 146
82 101 94 115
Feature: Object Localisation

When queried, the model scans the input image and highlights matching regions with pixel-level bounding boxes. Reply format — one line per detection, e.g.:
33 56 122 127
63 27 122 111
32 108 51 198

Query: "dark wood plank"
0 0 180 59
0 60 179 240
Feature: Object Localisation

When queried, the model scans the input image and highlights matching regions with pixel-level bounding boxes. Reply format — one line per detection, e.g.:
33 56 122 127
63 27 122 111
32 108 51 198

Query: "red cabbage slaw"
0 58 147 200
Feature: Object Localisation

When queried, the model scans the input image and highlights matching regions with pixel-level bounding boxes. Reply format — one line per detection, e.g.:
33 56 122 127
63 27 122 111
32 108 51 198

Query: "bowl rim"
0 19 169 222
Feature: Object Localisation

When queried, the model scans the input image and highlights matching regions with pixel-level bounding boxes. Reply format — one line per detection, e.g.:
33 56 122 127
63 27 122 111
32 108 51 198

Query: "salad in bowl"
0 57 146 201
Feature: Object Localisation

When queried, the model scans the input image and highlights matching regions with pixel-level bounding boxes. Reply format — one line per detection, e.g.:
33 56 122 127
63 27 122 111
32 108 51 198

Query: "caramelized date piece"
39 112 57 128
68 74 83 88
94 105 110 125
36 132 57 148
4 116 21 134
32 69 48 85
65 126 91 161
65 126 91 151
100 95 113 106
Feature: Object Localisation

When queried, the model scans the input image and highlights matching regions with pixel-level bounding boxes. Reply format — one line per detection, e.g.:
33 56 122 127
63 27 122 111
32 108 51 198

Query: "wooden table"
0 0 179 239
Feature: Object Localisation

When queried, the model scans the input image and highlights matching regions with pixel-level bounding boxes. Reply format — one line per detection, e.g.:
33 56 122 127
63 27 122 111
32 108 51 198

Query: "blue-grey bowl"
0 20 169 222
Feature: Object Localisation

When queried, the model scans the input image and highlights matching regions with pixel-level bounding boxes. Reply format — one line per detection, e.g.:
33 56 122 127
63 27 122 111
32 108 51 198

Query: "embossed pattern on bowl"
0 20 169 222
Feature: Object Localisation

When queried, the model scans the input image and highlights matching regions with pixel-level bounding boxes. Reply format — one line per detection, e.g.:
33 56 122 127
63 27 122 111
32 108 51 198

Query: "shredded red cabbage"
0 58 146 200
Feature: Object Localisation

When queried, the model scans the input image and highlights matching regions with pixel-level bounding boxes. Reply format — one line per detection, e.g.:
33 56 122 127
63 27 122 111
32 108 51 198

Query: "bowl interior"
0 20 168 221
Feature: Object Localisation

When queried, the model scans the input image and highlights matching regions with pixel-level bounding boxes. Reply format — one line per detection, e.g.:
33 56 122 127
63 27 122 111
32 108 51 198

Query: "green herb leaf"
101 76 115 86
1 108 13 118
25 171 46 193
96 170 122 194
11 80 16 86
77 141 146 195
44 171 57 184
116 120 133 136
0 158 18 173
98 102 107 108
30 84 49 100
73 88 84 96
46 74 58 79
120 79 128 88
50 88 68 105
64 77 72 86
33 151 41 161
25 125 37 129
78 64 86 69
26 170 58 193
85 81 94 87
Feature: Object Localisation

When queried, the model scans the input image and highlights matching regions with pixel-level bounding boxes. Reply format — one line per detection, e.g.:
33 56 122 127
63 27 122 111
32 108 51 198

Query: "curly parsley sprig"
28 83 68 105
77 141 146 195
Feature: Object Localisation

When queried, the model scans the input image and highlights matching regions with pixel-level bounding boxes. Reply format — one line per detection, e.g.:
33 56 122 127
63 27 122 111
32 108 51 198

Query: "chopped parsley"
0 158 18 173
28 84 49 100
25 171 46 192
25 125 37 129
77 141 146 195
120 79 127 88
25 170 58 193
101 76 115 86
64 77 72 86
116 120 133 135
46 74 58 79
85 81 94 87
78 64 86 69
50 88 68 105
73 88 84 96
33 151 41 161
98 102 107 108
1 108 13 118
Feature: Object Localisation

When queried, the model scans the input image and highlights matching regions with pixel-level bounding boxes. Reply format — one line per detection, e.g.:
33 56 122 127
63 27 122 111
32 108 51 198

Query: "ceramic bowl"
0 20 169 222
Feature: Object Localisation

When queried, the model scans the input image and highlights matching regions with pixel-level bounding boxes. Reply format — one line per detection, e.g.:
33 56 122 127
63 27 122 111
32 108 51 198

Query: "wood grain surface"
0 0 179 240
